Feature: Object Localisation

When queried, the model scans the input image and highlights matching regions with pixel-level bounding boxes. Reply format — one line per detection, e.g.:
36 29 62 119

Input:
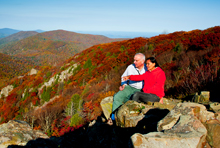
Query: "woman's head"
146 57 159 71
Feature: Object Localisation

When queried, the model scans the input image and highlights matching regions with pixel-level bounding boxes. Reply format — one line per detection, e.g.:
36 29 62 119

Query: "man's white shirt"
121 64 147 89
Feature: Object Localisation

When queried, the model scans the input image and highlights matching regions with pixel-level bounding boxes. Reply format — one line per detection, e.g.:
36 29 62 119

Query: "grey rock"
0 120 48 148
131 102 215 148
115 100 153 128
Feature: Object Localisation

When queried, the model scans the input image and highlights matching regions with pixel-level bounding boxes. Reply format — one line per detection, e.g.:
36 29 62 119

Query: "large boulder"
0 120 48 147
100 96 113 120
131 102 215 148
204 119 220 147
153 98 181 111
115 100 154 128
157 103 214 131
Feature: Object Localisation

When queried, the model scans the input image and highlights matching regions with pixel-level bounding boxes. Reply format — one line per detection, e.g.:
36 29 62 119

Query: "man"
107 53 147 125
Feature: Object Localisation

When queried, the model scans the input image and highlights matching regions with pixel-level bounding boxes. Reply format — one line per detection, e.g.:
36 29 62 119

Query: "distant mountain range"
0 28 160 39
0 28 20 38
0 30 125 66
0 28 44 38
75 31 160 38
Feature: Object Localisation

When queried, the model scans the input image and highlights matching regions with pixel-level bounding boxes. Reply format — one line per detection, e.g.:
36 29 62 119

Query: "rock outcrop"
0 120 48 148
100 96 220 147
0 85 13 98
100 96 177 127
192 91 210 104
28 68 38 76
2 97 220 147
38 63 78 98
131 102 215 148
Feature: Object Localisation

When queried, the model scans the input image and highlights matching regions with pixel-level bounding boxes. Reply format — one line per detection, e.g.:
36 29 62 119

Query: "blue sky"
0 0 219 34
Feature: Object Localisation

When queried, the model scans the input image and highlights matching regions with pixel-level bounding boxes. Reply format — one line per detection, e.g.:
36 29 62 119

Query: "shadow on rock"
8 109 169 148
136 108 170 133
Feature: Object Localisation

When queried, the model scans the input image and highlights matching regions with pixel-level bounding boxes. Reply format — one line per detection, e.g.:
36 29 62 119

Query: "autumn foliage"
0 26 219 137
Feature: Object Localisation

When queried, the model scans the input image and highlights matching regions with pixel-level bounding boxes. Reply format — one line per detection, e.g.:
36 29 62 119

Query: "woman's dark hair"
146 57 160 67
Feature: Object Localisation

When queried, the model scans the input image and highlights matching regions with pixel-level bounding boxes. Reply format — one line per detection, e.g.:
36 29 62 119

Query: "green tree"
65 94 82 116
83 58 92 69
41 87 51 102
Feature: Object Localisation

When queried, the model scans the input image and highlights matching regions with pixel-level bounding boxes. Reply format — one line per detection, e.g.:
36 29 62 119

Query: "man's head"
134 53 145 69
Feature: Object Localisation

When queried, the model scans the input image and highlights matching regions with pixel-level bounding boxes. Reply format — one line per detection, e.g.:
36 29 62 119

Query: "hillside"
0 53 34 87
0 30 125 67
0 26 219 139
0 31 38 46
0 30 125 83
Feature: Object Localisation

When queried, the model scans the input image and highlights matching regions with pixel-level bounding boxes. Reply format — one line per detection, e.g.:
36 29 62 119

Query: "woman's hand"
159 97 163 104
122 76 130 81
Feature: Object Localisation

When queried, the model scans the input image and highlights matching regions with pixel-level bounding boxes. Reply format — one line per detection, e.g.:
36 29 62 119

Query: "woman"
123 57 166 104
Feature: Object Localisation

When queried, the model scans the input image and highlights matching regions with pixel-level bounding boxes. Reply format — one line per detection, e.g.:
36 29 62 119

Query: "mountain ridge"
0 28 160 39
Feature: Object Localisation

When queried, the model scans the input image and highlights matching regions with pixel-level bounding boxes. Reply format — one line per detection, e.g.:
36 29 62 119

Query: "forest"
0 26 219 137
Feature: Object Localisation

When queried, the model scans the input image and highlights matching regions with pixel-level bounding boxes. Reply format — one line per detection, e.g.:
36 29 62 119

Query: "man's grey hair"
135 53 145 61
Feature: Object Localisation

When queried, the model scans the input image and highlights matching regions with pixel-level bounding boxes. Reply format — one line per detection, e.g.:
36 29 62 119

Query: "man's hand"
119 84 126 91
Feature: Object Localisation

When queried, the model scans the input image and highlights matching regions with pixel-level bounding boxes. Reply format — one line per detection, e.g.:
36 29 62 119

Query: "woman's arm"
129 73 147 81
122 72 146 82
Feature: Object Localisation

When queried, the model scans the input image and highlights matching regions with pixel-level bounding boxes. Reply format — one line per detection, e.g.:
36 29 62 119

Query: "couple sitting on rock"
107 53 166 125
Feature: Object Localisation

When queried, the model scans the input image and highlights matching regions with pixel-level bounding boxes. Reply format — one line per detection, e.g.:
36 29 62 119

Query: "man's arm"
119 65 134 90
120 65 132 86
